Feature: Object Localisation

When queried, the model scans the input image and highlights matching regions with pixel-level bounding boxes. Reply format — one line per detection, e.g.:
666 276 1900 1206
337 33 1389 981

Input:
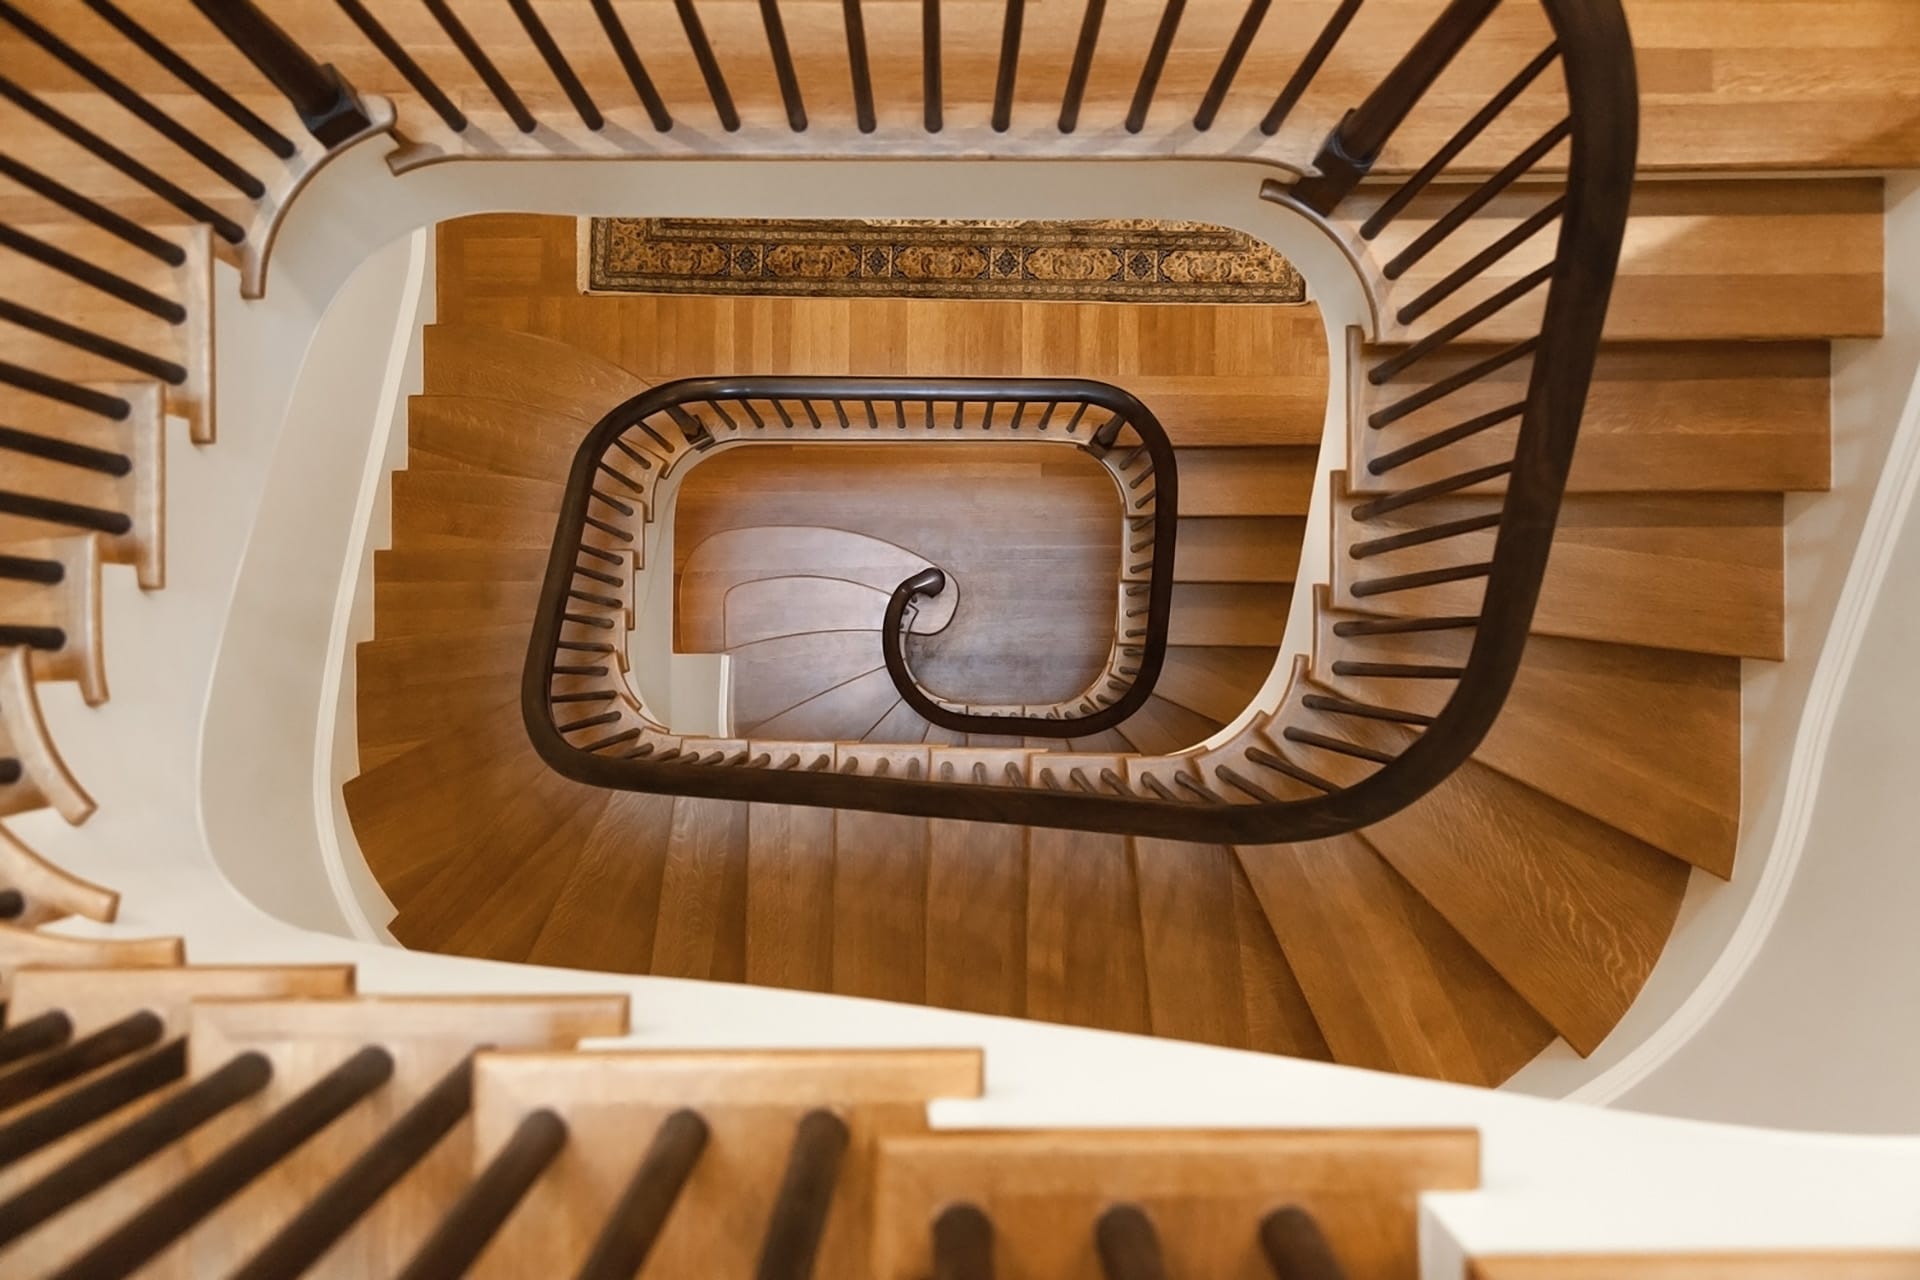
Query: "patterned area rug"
585 218 1307 304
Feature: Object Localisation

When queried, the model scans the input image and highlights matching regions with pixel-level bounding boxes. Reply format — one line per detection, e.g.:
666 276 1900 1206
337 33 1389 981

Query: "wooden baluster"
575 1108 710 1279
396 1109 567 1280
754 1109 849 1280
184 0 371 144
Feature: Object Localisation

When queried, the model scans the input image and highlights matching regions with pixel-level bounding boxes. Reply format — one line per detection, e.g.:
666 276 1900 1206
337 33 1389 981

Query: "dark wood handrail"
512 0 1638 846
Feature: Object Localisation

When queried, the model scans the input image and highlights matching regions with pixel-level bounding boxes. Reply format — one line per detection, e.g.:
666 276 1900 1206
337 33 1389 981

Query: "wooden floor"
676 444 1122 705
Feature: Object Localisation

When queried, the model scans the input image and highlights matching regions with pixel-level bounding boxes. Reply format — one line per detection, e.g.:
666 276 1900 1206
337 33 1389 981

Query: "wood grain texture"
1334 479 1785 660
527 790 680 974
468 1048 980 1279
650 797 751 982
925 817 1027 1018
1315 601 1741 874
1279 693 1690 1056
745 802 838 991
873 1128 1478 1280
1239 837 1553 1085
1231 859 1334 1061
1026 827 1151 1035
1131 838 1250 1048
1350 339 1832 496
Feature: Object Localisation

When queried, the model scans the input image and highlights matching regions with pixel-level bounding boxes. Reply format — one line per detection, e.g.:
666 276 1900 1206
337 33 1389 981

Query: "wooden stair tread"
1026 826 1151 1036
1333 479 1785 659
1173 516 1307 582
1238 836 1554 1085
1174 447 1317 517
1350 339 1831 495
1314 603 1741 874
1167 581 1292 648
0 534 107 705
1277 690 1690 1056
421 323 651 416
648 796 751 982
1154 646 1276 725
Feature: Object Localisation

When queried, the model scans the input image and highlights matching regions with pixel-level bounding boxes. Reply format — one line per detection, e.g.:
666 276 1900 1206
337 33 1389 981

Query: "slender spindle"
1259 1205 1347 1279
1397 195 1564 325
1095 1204 1168 1280
0 1010 70 1067
1260 0 1362 135
1058 0 1107 133
842 0 877 133
0 1039 185 1167
1382 119 1572 279
80 0 296 158
759 0 809 131
1124 0 1187 132
1194 0 1270 130
674 0 740 131
508 0 604 130
48 1047 392 1280
754 1109 850 1280
396 1108 567 1280
0 887 20 916
0 1050 272 1247
590 0 672 131
0 1 264 197
1368 402 1525 475
0 1011 163 1112
922 0 943 131
0 299 187 385
932 1203 994 1279
0 224 185 322
992 0 1026 132
0 75 247 244
230 1056 475 1280
0 362 130 420
334 0 468 132
0 154 184 265
575 1108 710 1280
422 0 537 132
0 426 132 475
1369 340 1538 427
1371 266 1553 386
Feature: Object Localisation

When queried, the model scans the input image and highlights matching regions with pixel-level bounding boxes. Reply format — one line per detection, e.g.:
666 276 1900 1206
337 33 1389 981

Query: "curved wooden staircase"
0 0 1909 1272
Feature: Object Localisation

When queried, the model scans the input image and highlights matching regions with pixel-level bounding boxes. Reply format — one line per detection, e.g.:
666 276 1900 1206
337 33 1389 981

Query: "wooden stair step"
0 923 179 1001
1349 339 1831 495
1274 688 1690 1056
872 1128 1476 1280
388 769 614 962
1113 694 1224 756
1131 838 1269 1050
370 575 546 640
1350 177 1882 344
0 223 213 442
0 534 106 704
1108 375 1327 447
727 628 894 731
524 789 679 975
648 796 751 983
1332 476 1784 659
742 800 838 993
924 814 1027 1020
0 385 165 588
404 394 603 488
421 323 652 419
468 1047 979 1276
343 695 549 908
373 546 554 584
1173 516 1307 582
1026 826 1151 1036
1237 836 1554 1086
1168 581 1291 648
833 746 933 1005
1154 646 1276 725
1174 447 1317 517
2 994 627 1280
1313 599 1741 874
390 469 574 548
0 646 93 825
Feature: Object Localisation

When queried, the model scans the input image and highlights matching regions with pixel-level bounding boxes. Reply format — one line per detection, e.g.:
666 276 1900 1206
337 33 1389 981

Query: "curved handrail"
517 0 1639 844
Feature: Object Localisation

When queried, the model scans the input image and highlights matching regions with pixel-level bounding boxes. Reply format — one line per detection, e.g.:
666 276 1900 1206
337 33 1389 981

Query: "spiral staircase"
0 0 1914 1274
